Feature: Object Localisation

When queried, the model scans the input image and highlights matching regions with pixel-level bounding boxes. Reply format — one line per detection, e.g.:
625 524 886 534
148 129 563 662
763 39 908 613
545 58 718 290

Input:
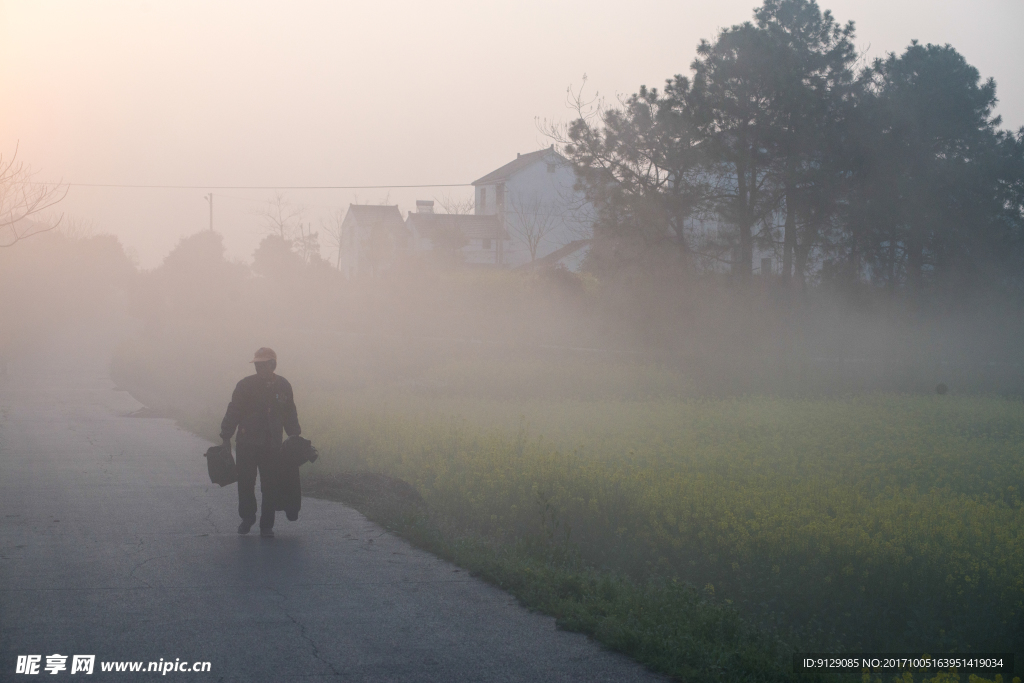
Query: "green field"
112 337 1024 682
303 392 1024 646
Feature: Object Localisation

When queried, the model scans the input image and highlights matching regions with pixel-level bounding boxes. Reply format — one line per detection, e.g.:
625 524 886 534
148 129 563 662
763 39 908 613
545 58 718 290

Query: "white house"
472 146 592 270
337 204 410 278
405 200 505 266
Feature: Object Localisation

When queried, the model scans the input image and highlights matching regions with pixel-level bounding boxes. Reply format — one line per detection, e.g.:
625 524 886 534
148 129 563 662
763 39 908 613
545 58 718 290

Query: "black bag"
204 445 238 487
270 450 302 520
282 436 319 467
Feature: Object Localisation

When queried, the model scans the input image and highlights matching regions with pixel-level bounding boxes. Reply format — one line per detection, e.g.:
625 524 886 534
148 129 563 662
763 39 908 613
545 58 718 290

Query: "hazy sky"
2 0 1022 267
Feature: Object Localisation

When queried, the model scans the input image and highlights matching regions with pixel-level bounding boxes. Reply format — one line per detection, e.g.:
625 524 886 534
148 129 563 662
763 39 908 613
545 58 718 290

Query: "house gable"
471 147 558 186
470 146 591 269
338 204 410 278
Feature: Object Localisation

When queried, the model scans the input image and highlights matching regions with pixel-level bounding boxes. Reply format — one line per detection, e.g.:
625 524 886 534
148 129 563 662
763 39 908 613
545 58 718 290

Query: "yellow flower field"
303 392 1024 653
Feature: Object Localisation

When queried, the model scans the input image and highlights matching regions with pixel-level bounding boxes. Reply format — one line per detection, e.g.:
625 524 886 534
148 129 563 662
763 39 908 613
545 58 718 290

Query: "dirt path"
0 329 664 682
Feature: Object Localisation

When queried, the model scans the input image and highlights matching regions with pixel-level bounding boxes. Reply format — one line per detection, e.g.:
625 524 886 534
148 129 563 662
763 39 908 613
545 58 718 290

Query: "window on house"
496 184 505 210
479 187 486 211
483 238 492 250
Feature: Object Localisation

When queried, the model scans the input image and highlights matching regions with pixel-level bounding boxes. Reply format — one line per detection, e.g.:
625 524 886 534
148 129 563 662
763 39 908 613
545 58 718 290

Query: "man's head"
251 347 277 378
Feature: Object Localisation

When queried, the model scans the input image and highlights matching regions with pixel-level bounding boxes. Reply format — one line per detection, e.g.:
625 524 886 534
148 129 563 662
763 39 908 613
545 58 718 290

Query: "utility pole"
204 193 213 231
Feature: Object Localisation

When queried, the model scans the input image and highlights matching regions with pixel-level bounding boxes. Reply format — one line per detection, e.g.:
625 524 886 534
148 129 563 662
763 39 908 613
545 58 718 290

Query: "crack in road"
127 554 168 588
202 501 221 535
268 587 343 678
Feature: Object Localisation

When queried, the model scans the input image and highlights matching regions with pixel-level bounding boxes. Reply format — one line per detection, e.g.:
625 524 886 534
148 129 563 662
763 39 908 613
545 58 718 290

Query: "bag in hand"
204 445 238 487
282 435 319 467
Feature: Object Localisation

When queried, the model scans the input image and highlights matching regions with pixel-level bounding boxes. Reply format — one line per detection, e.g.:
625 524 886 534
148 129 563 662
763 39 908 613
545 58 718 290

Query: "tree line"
560 0 1024 299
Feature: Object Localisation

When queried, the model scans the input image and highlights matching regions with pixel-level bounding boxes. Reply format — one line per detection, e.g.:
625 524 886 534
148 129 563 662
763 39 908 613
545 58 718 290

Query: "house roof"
343 204 408 233
406 212 506 240
471 147 567 186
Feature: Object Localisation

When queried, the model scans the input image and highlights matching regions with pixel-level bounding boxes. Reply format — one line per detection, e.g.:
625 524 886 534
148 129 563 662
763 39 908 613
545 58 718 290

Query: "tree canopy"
563 0 1024 301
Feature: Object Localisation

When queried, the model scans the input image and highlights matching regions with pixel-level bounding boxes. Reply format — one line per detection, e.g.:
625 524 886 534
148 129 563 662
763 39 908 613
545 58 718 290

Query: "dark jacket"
220 374 301 447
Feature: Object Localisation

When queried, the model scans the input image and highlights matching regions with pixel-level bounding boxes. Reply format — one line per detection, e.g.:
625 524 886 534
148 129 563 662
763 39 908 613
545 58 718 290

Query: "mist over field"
3 1 1024 681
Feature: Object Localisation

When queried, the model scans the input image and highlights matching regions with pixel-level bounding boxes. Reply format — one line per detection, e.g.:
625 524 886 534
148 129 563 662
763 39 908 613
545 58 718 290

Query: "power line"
57 182 473 190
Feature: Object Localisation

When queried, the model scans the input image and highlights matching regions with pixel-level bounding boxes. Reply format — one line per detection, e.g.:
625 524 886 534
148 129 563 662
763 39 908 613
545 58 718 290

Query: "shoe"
238 520 255 534
260 528 274 538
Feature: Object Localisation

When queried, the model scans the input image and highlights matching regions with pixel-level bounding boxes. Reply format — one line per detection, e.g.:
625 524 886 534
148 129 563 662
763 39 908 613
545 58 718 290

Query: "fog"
3 0 1022 401
4 1 1024 672
1 0 1022 267
2 0 1023 396
3 226 1021 405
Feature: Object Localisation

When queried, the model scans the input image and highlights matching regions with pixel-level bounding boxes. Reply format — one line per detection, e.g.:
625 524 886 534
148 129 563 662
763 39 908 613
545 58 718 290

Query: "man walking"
220 347 301 538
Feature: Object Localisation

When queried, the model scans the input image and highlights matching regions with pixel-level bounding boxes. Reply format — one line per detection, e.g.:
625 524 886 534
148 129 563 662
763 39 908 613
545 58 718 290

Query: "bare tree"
58 215 97 241
434 192 475 215
0 144 69 247
506 193 559 263
320 208 346 269
253 192 304 241
294 222 322 264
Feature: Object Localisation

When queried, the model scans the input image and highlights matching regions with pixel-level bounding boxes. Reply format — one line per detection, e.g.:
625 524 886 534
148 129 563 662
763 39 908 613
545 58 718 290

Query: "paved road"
0 334 665 682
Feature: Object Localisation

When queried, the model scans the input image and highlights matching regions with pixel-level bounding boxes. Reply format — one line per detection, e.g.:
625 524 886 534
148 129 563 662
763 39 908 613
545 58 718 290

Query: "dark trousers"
236 444 277 530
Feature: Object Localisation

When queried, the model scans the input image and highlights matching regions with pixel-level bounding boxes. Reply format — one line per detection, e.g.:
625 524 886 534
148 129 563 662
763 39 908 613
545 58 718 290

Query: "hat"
250 347 277 363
